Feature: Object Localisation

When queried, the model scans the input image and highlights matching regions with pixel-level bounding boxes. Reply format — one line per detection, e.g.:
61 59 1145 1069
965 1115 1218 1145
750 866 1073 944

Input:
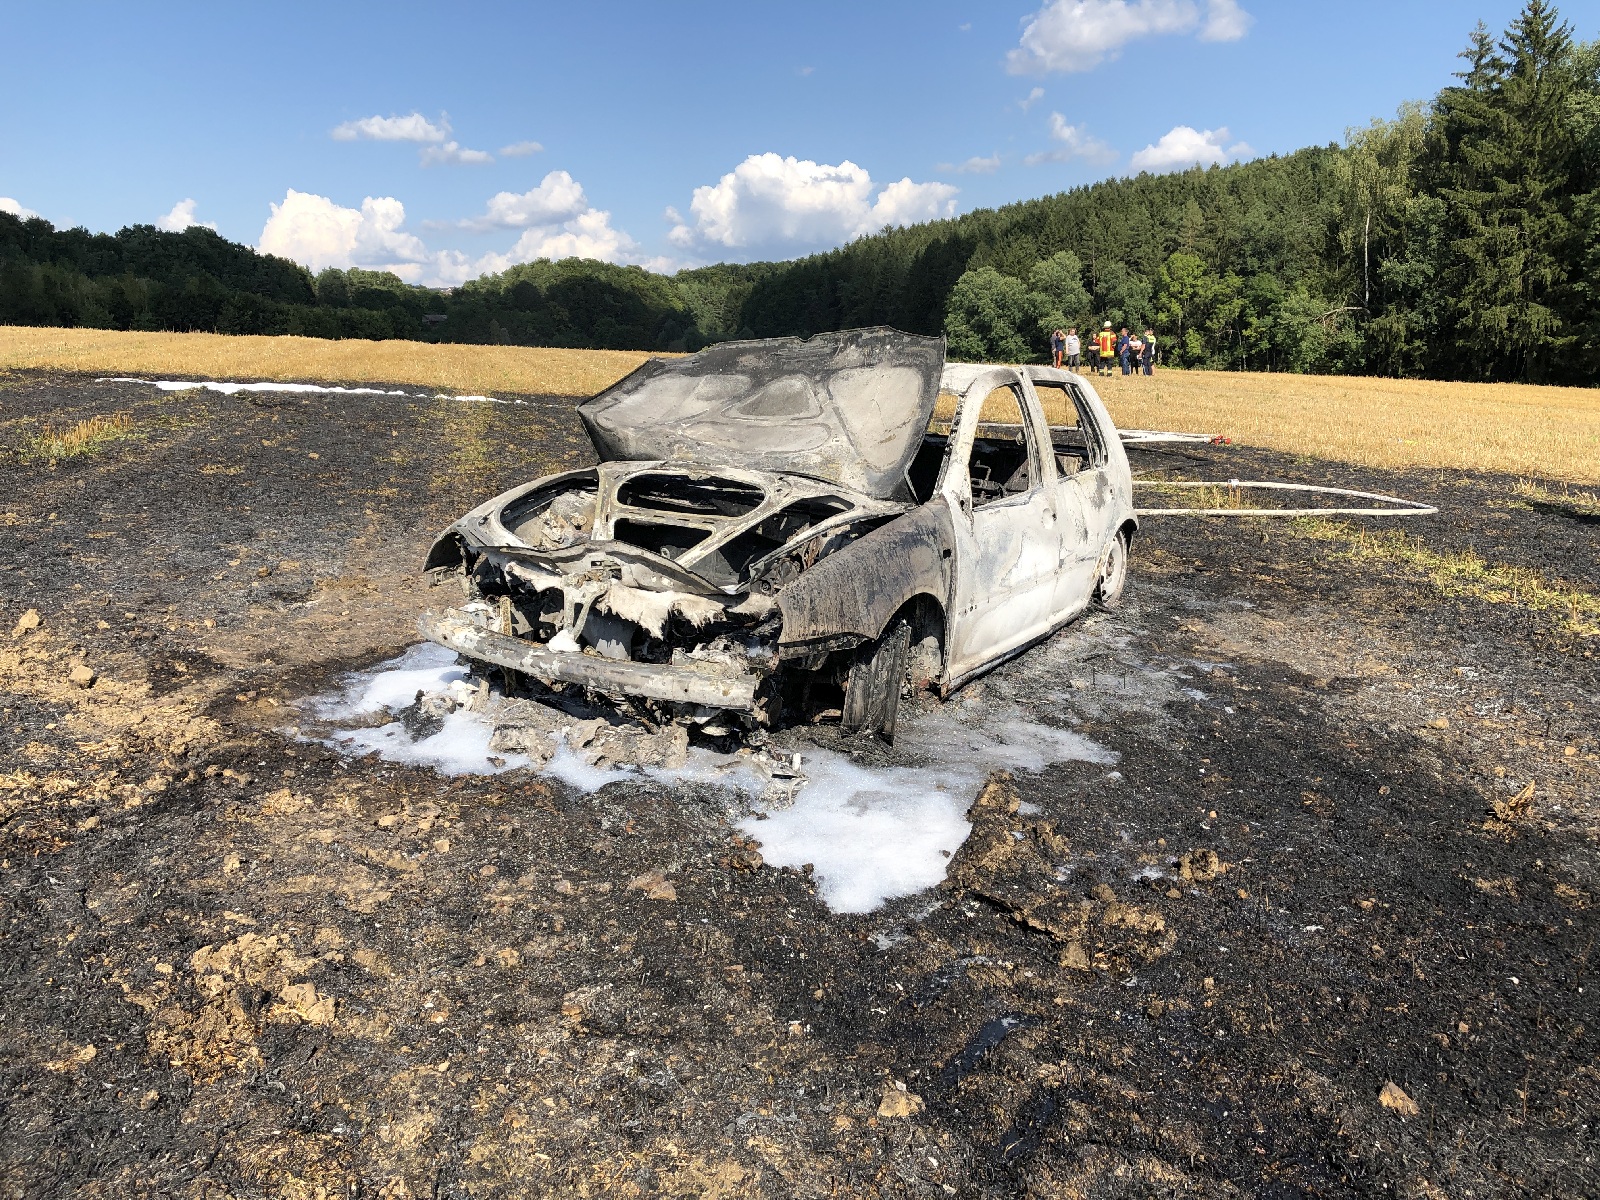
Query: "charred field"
1 368 1597 1199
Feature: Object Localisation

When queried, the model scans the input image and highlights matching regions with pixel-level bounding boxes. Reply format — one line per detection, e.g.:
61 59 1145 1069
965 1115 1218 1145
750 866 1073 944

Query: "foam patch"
301 645 1117 914
103 377 511 404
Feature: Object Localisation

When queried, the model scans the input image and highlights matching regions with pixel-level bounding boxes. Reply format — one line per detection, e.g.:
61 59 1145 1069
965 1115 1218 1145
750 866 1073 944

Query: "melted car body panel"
579 327 944 502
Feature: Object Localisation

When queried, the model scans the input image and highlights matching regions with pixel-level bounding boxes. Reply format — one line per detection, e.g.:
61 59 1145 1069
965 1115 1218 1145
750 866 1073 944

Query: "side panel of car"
774 502 954 654
942 370 1064 681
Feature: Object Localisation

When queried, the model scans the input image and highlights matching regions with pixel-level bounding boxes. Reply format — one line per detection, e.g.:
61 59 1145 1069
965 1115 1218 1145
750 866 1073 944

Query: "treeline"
0 216 736 349
0 1 1594 383
739 0 1598 383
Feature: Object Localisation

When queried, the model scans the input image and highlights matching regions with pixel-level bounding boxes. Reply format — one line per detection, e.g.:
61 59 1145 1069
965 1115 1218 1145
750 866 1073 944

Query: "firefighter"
1095 321 1116 376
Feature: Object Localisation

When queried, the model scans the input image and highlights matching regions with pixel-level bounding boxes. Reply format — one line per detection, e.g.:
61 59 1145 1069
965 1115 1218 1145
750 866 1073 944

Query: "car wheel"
1095 530 1130 609
841 619 911 740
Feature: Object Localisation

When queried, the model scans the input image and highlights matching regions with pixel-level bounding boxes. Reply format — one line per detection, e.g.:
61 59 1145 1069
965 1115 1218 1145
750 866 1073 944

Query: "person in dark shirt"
1050 327 1066 368
1117 327 1132 375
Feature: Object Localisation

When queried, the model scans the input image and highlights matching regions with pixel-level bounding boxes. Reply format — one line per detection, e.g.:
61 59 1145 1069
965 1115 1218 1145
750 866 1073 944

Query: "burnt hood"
578 328 945 502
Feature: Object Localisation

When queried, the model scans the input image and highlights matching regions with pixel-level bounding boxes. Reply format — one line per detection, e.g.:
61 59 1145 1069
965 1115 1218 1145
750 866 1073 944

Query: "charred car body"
421 328 1137 739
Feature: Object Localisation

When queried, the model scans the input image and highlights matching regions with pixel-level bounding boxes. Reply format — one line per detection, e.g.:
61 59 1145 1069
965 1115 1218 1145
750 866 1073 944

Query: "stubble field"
6 326 1599 484
1 338 1598 1198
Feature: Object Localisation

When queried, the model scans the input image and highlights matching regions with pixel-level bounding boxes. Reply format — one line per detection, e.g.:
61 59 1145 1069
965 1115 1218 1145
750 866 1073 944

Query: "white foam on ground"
104 377 509 404
743 754 973 913
104 376 409 397
311 641 468 720
741 697 1118 915
334 708 533 776
303 645 1116 914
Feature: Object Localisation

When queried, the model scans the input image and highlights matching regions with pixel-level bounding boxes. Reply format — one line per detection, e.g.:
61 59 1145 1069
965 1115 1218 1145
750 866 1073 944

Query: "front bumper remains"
419 609 761 712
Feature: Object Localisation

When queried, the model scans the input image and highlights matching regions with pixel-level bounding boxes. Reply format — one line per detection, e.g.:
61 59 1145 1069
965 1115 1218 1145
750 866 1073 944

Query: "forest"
1 1 1593 384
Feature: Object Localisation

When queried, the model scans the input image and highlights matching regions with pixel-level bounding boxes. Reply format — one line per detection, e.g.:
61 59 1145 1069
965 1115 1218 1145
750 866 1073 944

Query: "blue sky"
4 1 1595 285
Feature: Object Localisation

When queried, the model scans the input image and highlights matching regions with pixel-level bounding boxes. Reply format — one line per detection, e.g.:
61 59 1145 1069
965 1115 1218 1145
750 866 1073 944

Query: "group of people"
1050 322 1156 376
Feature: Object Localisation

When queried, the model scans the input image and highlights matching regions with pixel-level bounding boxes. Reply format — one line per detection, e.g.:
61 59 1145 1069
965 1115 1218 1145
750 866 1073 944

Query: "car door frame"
1020 367 1120 619
938 366 1065 685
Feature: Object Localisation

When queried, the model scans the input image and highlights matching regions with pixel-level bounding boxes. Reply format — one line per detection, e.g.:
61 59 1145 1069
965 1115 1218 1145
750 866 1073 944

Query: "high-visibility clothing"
1096 331 1116 356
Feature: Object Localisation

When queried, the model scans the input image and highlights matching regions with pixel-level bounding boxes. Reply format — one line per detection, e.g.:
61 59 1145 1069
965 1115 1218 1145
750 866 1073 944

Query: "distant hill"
2 1 1593 384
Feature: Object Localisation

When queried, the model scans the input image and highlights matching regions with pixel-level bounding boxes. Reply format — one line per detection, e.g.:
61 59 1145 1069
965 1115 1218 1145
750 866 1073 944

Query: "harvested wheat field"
1079 368 1600 485
6 325 1599 483
0 326 654 404
1 362 1597 1198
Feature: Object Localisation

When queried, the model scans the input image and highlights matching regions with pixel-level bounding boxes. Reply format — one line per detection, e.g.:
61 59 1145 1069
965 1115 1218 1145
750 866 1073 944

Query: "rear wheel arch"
1095 523 1134 609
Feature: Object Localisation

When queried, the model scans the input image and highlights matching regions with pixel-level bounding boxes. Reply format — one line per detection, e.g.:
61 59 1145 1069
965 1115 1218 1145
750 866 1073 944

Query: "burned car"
421 328 1136 739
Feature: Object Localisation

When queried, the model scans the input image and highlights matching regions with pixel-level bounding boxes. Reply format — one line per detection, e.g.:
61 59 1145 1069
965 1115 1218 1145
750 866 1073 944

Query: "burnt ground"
1 368 1597 1199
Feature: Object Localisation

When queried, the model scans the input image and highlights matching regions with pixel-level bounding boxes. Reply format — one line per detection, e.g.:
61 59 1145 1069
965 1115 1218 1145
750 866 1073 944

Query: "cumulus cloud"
1019 86 1045 111
1128 125 1253 173
666 153 957 257
1006 0 1252 73
939 153 1002 175
420 141 494 167
259 190 432 277
155 198 217 232
452 171 590 232
473 209 642 278
331 112 450 143
1200 0 1253 41
259 182 651 287
0 197 42 220
1024 112 1117 166
499 140 544 157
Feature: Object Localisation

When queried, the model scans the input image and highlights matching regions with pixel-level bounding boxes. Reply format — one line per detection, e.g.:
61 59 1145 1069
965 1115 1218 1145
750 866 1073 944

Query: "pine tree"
1433 4 1578 380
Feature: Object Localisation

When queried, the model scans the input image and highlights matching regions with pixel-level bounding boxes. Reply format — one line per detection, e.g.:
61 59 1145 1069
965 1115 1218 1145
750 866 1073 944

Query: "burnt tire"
1095 530 1131 609
841 619 911 741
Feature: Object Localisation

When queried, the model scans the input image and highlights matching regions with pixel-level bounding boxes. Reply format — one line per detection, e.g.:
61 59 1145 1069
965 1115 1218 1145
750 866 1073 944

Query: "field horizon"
4 325 1598 485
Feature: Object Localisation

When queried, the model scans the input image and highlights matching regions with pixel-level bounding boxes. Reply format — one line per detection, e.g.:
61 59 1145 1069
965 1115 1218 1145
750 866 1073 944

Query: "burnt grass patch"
1 369 1597 1198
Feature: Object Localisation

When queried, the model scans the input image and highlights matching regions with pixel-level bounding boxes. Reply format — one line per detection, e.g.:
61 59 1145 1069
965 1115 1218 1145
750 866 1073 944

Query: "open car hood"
578 328 945 502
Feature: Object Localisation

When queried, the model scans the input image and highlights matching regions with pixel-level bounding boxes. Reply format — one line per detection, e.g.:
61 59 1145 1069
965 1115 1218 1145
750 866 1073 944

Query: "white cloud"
499 140 544 157
941 153 1002 175
475 209 641 277
1006 0 1252 73
420 140 494 167
332 112 497 166
1128 125 1253 173
259 181 655 288
1200 0 1253 41
798 65 815 77
869 177 962 228
1024 112 1117 166
331 112 450 143
0 197 42 220
155 198 217 232
258 189 438 280
666 153 957 257
1019 86 1045 111
453 171 590 231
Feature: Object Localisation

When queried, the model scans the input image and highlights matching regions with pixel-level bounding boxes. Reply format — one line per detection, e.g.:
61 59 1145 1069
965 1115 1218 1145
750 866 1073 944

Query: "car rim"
1101 538 1126 599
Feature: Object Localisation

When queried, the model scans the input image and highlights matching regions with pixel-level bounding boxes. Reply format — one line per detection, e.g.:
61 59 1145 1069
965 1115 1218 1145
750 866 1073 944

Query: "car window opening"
1034 381 1106 475
967 385 1034 506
